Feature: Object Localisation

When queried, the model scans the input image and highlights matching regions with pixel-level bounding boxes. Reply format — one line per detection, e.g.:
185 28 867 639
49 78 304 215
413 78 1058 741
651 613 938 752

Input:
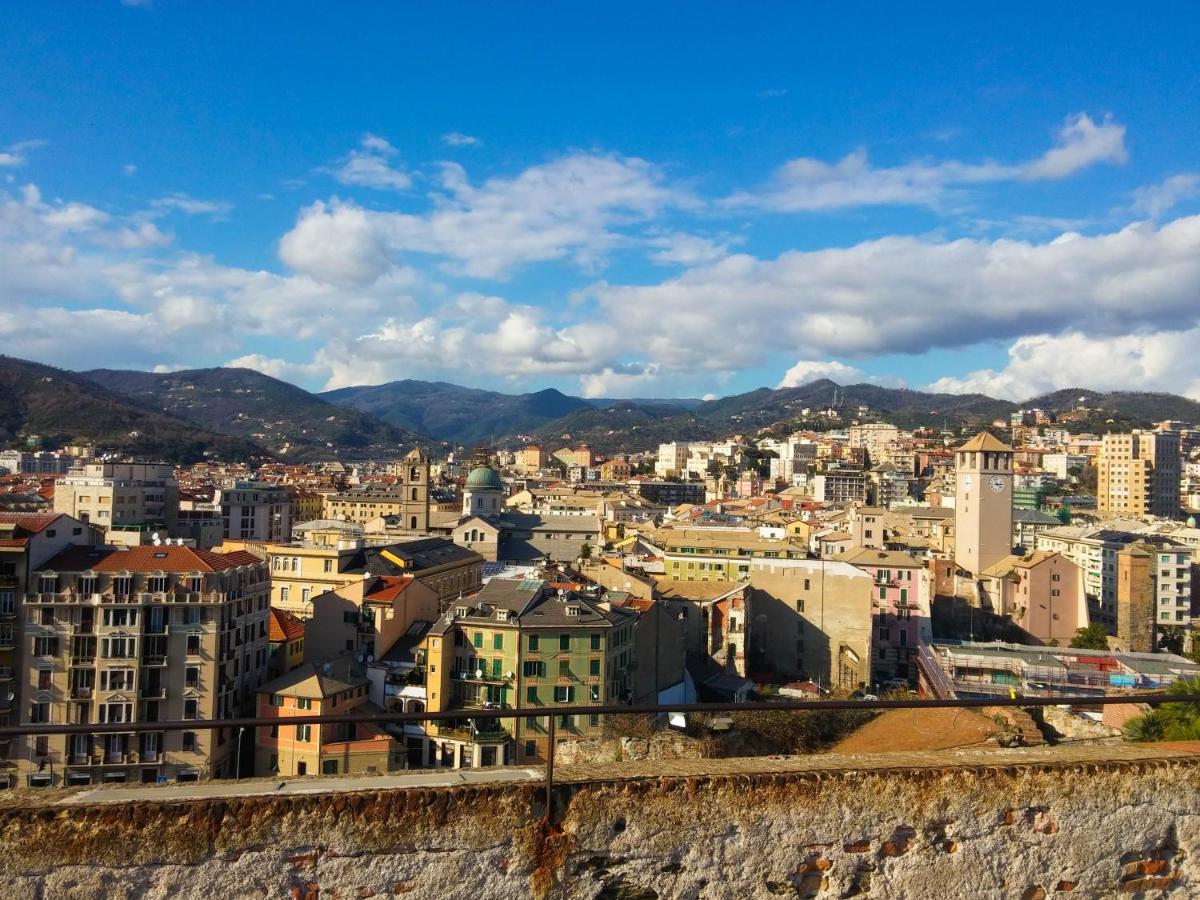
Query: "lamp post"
235 726 245 781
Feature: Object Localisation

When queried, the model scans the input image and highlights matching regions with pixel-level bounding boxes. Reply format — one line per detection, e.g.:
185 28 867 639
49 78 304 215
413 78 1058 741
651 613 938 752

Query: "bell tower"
401 447 429 532
954 432 1014 576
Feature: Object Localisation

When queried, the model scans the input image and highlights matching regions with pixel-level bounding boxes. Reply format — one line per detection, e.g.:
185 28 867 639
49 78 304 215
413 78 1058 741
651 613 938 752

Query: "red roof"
363 575 416 602
39 544 265 573
0 512 64 534
268 608 306 642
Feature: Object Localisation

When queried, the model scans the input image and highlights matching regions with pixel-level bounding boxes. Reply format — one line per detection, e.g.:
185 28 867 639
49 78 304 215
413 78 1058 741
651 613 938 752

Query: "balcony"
70 686 93 700
142 654 168 667
71 656 97 667
140 686 167 700
0 666 13 682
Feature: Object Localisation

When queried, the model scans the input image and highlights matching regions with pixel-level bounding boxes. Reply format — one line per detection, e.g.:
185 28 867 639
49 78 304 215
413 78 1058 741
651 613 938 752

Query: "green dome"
465 466 504 491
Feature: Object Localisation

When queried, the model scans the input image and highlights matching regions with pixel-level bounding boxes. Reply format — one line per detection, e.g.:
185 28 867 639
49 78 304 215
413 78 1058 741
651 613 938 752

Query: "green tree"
579 542 592 561
1124 678 1200 742
1068 622 1110 650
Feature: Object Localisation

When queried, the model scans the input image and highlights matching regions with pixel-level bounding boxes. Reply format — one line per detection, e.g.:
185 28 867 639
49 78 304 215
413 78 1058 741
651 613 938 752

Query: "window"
296 724 312 742
589 685 600 702
528 634 539 651
589 659 601 676
523 660 545 677
37 668 52 690
553 685 574 703
526 686 538 705
0 592 13 616
183 699 198 719
473 632 483 648
280 586 290 603
493 633 503 650
559 633 570 651
589 633 601 651
323 559 333 573
33 636 59 657
297 697 312 710
559 659 571 677
182 731 197 751
269 694 284 707
524 740 537 757
322 759 338 775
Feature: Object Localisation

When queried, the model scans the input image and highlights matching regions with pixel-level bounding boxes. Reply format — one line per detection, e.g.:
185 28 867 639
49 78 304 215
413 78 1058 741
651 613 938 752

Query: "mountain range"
3 354 1199 462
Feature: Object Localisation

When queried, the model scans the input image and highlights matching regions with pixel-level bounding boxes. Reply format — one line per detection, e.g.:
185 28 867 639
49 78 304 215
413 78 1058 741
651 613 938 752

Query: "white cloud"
929 330 1200 401
1131 173 1200 219
329 134 412 191
123 164 138 176
281 152 692 279
150 193 233 218
777 360 866 388
0 140 45 168
224 354 328 383
579 365 662 399
647 231 733 265
587 215 1200 376
442 132 481 147
726 113 1126 212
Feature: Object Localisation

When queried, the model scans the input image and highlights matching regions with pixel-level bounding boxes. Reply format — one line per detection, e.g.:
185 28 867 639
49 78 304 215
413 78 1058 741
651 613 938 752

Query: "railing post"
544 713 556 822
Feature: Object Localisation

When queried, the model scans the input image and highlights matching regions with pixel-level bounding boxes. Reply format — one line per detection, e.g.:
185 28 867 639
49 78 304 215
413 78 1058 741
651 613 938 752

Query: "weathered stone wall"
2 744 1200 899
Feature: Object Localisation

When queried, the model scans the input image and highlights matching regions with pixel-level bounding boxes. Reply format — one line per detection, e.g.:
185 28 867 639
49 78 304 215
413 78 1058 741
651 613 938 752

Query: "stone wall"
2 744 1200 899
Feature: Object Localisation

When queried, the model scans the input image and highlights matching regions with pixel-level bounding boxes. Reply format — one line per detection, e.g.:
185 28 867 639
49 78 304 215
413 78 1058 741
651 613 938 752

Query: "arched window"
410 466 420 482
411 487 418 501
410 516 418 530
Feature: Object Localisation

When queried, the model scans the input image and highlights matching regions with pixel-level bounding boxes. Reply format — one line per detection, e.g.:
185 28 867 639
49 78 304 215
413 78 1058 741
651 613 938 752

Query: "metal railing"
3 691 1200 817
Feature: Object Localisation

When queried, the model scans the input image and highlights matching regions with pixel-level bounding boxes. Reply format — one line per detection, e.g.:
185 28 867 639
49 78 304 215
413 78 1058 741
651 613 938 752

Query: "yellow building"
651 528 810 581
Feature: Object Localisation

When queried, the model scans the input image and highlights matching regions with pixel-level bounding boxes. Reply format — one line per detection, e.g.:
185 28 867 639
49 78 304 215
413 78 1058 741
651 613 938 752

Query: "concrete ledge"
2 743 1200 898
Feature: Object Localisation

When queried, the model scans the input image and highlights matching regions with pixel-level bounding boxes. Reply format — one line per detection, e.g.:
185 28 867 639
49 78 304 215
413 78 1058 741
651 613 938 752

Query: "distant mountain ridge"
0 356 267 464
84 367 428 461
4 355 1199 460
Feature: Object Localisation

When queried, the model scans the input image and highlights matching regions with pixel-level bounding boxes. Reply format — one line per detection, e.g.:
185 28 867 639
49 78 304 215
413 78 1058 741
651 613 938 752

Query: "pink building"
837 548 933 686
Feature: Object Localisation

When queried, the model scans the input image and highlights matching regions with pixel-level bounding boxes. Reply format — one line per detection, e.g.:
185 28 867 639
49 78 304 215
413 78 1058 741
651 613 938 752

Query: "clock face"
962 475 973 491
989 475 1006 493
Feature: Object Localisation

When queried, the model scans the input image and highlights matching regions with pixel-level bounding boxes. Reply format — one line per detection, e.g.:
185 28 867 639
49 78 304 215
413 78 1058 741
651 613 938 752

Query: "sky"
2 3 1200 402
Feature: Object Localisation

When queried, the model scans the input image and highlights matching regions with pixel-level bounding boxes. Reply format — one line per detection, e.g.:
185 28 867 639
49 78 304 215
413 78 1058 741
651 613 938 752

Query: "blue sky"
3 3 1200 401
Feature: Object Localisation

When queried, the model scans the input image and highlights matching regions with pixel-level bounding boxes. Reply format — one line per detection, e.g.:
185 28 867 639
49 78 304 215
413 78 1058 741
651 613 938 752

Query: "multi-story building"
0 513 102 781
53 462 180 535
325 449 430 530
255 656 397 777
1097 430 1181 519
267 608 306 678
17 544 269 786
517 445 549 474
835 548 932 685
236 533 483 616
630 480 706 507
651 528 810 581
848 423 900 465
1036 526 1191 633
420 578 641 767
811 472 868 505
977 551 1087 645
654 443 690 479
0 450 77 476
215 481 292 542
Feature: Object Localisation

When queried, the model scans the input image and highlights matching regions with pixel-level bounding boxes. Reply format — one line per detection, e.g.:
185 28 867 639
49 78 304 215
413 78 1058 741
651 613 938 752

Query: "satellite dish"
366 654 374 663
355 651 365 663
475 668 484 679
150 533 159 542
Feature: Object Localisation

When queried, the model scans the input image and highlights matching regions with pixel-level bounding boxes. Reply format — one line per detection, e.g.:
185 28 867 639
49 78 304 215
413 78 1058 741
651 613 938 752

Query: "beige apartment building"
1097 431 1181 519
848 423 900 465
53 462 180 535
16 544 269 787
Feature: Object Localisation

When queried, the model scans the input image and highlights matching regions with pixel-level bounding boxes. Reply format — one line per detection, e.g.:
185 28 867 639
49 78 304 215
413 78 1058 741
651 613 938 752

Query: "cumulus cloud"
1131 173 1200 219
442 132 481 147
647 231 734 265
281 152 692 279
586 216 1200 376
928 330 1200 401
329 134 412 190
726 113 1126 211
777 360 866 388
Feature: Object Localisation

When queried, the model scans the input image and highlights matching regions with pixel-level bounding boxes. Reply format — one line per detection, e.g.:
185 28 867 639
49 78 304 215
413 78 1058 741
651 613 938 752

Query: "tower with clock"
953 431 1014 577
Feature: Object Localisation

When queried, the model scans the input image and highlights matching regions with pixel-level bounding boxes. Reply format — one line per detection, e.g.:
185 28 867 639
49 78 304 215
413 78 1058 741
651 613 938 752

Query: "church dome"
465 466 504 492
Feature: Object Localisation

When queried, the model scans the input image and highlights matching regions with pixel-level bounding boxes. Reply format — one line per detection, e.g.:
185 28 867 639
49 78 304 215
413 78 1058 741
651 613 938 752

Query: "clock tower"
954 431 1014 576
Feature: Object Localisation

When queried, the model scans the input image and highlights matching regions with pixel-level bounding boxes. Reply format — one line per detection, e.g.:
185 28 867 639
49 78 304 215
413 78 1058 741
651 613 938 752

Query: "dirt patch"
830 707 1000 754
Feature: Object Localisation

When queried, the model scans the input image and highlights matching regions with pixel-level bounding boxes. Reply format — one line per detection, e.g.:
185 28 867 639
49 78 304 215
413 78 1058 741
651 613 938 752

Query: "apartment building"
53 462 180 534
977 551 1087 645
835 548 932 685
17 544 269 787
0 513 101 783
1097 430 1181 519
255 656 396 777
651 528 810 581
215 480 293 542
654 442 690 478
420 578 640 768
0 451 77 476
811 472 868 505
235 533 483 616
848 423 900 465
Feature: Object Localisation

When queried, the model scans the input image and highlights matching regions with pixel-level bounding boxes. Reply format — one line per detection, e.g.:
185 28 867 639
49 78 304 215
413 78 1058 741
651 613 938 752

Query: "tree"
1068 622 1109 650
1124 677 1200 742
579 542 592 562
